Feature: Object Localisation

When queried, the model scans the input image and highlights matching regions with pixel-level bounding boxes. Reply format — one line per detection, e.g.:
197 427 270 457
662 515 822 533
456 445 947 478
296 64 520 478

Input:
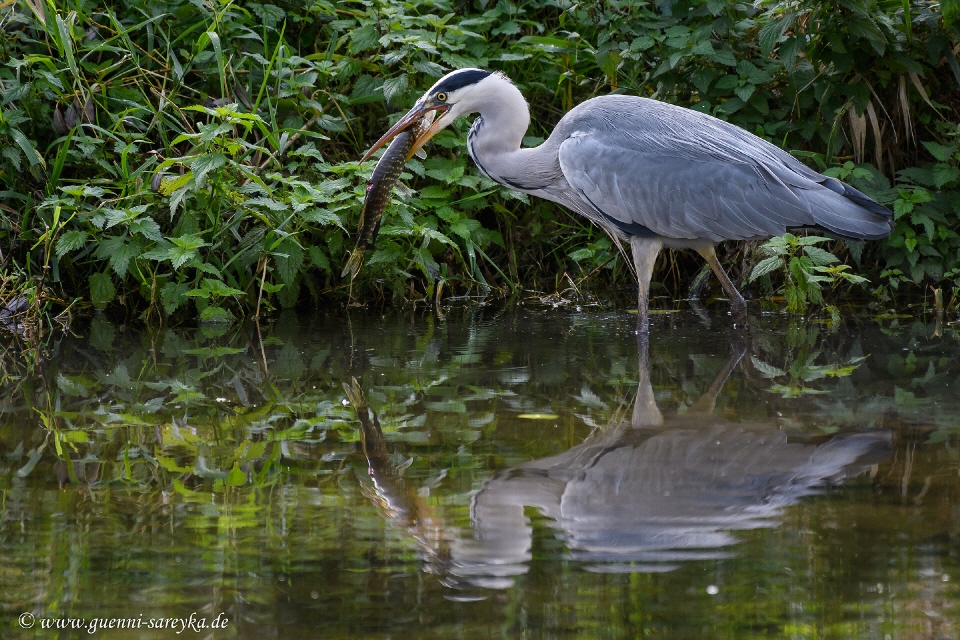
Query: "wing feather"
554 97 892 242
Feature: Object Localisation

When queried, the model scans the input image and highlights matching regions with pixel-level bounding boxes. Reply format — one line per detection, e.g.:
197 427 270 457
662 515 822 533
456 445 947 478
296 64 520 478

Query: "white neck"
462 75 539 187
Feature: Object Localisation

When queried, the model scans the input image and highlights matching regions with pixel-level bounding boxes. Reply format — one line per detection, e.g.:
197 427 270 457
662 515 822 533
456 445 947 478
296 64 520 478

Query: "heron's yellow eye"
436 92 448 102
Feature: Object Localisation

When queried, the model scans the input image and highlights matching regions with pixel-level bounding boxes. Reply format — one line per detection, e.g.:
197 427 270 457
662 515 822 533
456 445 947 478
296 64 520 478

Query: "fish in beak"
360 98 451 163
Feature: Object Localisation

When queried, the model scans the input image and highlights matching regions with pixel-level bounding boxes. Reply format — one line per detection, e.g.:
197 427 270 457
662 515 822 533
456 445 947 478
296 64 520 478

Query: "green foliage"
1 0 959 321
750 234 869 315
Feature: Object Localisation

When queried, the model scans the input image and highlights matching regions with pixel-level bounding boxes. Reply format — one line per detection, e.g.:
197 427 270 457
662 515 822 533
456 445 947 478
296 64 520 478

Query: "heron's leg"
632 331 664 428
696 246 747 320
630 236 663 334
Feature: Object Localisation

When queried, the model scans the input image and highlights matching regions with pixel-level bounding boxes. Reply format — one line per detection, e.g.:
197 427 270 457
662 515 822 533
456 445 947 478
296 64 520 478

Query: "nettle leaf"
911 211 936 240
110 241 141 277
302 208 344 229
784 285 805 314
749 255 783 281
450 218 480 239
420 185 451 200
171 234 210 251
349 24 379 54
734 84 755 102
191 261 222 277
714 75 739 90
161 281 189 315
922 141 957 162
420 227 456 247
200 305 236 324
365 241 403 267
309 245 330 272
569 247 595 262
197 122 233 142
57 373 91 398
168 234 209 269
932 164 959 188
382 75 409 104
89 273 116 308
893 198 913 219
315 114 347 132
273 237 304 286
245 197 288 212
193 278 244 299
191 153 227 187
130 218 163 241
412 60 445 77
758 13 794 55
796 235 830 246
803 246 839 266
55 230 88 258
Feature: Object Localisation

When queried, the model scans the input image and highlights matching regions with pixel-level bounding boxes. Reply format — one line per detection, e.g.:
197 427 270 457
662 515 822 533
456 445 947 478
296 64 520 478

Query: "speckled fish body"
342 114 433 280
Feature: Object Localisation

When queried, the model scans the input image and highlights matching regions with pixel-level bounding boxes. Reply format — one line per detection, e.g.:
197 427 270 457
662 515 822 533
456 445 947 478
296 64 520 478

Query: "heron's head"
360 69 503 163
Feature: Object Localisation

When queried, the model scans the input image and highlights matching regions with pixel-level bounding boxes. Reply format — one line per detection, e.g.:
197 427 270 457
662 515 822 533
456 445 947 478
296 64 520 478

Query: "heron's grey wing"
557 118 891 242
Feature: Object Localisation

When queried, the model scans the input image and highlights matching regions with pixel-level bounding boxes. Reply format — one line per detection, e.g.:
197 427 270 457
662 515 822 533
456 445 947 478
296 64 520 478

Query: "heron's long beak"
360 101 450 163
406 112 448 160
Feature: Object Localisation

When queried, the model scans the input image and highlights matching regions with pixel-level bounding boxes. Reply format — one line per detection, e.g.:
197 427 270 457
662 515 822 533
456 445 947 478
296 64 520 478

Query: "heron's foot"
729 296 748 324
636 317 650 335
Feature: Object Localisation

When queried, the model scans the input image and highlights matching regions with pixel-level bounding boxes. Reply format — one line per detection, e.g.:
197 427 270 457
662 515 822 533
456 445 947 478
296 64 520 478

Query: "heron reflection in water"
345 336 890 591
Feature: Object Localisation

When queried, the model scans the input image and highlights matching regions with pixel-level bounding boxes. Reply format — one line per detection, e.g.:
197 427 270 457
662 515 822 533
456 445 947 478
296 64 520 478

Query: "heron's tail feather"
803 179 894 241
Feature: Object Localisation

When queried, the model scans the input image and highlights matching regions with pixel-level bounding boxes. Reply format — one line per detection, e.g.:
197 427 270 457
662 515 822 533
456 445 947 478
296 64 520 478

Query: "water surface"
2 307 960 638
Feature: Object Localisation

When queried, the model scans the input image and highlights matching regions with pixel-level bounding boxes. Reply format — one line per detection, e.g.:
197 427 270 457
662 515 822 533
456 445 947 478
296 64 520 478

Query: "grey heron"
362 69 894 331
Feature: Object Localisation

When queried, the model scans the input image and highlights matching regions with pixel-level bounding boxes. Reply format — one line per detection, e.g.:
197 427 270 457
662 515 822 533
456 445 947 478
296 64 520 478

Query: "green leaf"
309 245 330 272
922 141 957 162
89 273 116 308
382 75 408 104
803 246 839 266
932 164 959 188
56 373 90 398
190 153 227 187
128 218 162 242
784 285 805 314
55 230 88 258
450 218 481 239
758 14 794 54
200 305 236 324
569 248 595 262
714 75 739 90
910 211 936 240
733 84 755 102
200 278 244 298
893 198 914 219
159 173 191 195
796 235 830 246
161 281 189 315
749 255 783 282
274 238 304 286
9 128 45 168
302 209 344 229
226 462 246 487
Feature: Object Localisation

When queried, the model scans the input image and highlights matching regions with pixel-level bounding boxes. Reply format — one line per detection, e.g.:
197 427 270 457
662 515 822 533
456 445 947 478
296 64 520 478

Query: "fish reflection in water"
347 336 891 591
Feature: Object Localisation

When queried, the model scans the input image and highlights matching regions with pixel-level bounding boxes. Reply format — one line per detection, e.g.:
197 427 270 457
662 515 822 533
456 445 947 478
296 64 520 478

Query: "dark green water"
2 306 960 638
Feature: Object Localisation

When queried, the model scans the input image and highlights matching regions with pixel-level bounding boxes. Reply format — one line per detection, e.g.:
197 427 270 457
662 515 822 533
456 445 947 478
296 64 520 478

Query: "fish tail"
341 248 366 279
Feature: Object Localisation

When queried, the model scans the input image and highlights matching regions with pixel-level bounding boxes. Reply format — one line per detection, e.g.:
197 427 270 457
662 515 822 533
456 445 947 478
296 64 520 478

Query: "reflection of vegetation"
2 309 960 637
